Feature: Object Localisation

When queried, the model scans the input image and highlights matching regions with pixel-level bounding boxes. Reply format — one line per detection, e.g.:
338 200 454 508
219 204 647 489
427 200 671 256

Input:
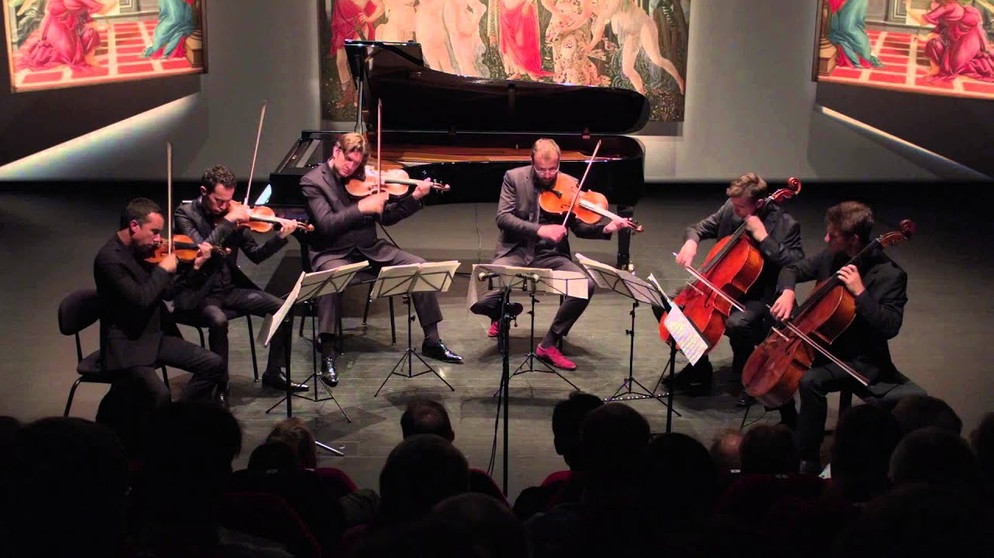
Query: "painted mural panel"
815 0 994 100
318 0 690 123
3 0 207 93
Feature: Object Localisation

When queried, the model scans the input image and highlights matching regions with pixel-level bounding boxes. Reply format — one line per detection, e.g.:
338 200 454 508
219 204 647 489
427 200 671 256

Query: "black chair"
60 289 169 417
176 311 260 382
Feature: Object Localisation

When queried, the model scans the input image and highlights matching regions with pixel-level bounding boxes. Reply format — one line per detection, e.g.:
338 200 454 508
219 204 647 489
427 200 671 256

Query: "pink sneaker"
488 321 499 337
536 344 576 371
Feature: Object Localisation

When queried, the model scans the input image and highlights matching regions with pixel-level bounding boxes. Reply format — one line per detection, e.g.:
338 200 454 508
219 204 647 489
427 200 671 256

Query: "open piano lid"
344 40 650 135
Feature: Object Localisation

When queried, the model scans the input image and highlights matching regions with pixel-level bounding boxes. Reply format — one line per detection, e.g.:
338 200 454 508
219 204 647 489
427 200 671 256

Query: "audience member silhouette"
740 423 799 475
514 391 603 520
970 411 994 497
1 417 128 558
889 426 982 493
891 394 962 435
829 403 903 503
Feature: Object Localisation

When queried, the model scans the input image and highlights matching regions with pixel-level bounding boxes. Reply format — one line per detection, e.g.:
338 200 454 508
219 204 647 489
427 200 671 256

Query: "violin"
345 167 450 198
538 174 644 232
658 178 801 351
227 200 314 234
741 220 915 407
145 234 226 264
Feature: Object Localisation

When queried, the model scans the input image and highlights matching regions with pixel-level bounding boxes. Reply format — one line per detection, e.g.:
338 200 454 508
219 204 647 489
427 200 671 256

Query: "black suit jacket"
172 198 288 309
685 200 804 304
93 235 199 370
301 161 422 271
778 247 908 384
494 165 611 261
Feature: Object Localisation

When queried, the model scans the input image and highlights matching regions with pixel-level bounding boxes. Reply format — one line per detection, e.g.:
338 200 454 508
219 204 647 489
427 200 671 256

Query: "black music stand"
474 264 587 393
373 261 460 396
258 262 369 454
648 275 708 433
577 254 677 413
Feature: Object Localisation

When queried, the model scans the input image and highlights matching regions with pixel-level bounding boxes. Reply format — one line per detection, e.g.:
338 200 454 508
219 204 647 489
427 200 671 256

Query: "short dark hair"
826 200 874 244
119 197 161 229
725 172 768 201
200 164 237 192
400 398 454 441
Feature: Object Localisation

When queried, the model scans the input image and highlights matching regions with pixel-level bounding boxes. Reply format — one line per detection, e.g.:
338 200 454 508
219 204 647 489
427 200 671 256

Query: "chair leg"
245 315 260 381
196 326 206 348
160 366 170 392
64 377 84 416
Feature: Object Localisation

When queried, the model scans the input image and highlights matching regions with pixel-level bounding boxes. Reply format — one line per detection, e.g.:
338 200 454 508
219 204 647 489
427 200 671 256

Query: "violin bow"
243 100 268 205
560 140 602 227
166 140 173 256
376 99 383 195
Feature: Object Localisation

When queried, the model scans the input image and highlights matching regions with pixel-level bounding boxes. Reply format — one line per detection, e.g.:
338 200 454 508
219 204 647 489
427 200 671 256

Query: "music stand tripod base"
371 261 460 396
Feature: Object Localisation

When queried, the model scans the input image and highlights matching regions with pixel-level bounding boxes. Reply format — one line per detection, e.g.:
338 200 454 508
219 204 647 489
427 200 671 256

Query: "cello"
741 220 915 408
658 178 801 351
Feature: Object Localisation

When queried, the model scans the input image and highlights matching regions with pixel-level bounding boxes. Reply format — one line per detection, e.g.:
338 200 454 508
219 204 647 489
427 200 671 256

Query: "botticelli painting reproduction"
318 0 690 123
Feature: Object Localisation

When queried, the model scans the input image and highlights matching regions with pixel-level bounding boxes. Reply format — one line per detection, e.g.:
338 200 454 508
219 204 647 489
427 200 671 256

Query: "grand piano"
265 40 650 268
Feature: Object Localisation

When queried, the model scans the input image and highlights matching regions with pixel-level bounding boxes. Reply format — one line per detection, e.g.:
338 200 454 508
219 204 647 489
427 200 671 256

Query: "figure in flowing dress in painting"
330 0 385 107
905 0 994 81
827 0 884 69
17 0 117 71
542 0 603 85
496 0 553 80
142 0 196 59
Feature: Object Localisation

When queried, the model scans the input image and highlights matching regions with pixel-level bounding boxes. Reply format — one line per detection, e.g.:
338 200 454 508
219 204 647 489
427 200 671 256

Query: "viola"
741 220 915 407
145 234 226 264
658 178 801 351
227 200 314 234
345 167 450 198
538 174 644 231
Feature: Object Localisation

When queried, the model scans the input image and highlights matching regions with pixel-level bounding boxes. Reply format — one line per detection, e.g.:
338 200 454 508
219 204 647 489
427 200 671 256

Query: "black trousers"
471 252 596 343
174 287 288 377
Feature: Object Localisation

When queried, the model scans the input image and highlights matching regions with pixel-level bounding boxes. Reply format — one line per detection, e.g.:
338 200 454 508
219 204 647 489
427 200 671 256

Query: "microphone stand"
491 279 514 496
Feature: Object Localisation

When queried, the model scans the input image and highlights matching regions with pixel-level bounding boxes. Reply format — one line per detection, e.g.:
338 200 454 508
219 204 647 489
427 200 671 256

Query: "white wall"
0 0 972 182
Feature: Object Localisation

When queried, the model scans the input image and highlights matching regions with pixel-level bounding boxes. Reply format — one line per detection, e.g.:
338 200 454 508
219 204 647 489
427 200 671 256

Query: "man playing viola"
301 132 464 388
470 138 634 371
769 201 911 474
173 165 307 399
664 172 804 403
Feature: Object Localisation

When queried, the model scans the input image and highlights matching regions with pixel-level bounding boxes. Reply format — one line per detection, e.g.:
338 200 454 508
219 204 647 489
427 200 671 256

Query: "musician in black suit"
469 138 634 372
300 132 463 388
172 165 307 393
769 201 912 474
662 172 804 404
93 197 224 404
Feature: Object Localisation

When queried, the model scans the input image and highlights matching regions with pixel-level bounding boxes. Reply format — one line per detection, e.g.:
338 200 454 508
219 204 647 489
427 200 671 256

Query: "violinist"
93 198 225 406
662 173 804 403
301 132 464 388
769 201 909 474
469 138 635 371
173 165 308 395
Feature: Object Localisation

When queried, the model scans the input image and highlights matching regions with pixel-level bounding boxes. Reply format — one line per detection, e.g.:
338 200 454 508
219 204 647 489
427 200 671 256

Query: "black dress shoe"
421 340 463 364
737 392 757 407
262 369 309 392
663 358 714 388
215 382 230 409
319 356 339 387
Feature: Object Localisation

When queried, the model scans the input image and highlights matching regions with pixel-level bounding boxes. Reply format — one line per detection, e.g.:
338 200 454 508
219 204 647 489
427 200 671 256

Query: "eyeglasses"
534 166 559 176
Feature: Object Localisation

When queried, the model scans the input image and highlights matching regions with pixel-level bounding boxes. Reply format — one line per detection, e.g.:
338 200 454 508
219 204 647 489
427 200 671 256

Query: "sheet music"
576 253 663 306
372 260 460 299
648 274 708 366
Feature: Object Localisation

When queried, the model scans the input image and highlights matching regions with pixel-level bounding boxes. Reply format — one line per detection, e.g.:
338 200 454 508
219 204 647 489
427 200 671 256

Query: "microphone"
515 272 540 282
478 271 500 281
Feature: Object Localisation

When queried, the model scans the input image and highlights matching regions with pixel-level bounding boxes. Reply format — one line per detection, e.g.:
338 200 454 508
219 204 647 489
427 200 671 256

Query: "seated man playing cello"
173 165 308 399
662 172 804 404
470 138 636 371
301 132 464 389
767 201 909 474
